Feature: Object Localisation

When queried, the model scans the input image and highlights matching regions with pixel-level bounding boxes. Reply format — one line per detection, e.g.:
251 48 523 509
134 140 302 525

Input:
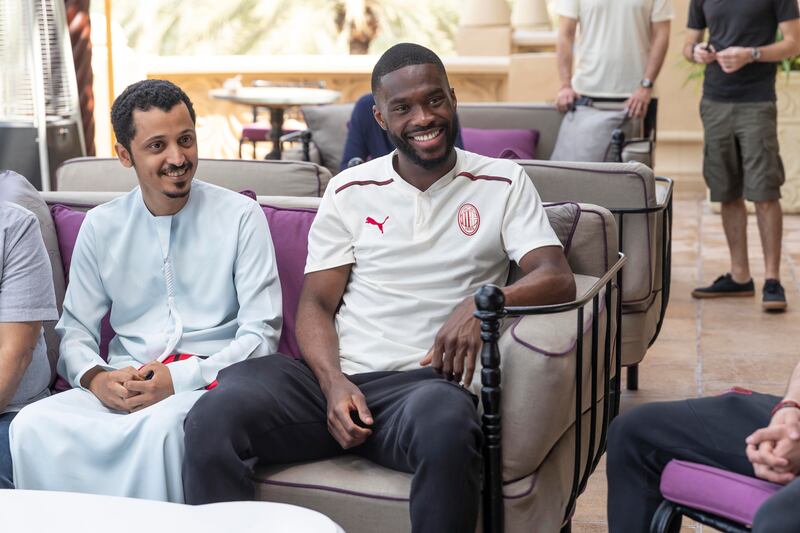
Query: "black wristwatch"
640 78 653 89
751 47 762 62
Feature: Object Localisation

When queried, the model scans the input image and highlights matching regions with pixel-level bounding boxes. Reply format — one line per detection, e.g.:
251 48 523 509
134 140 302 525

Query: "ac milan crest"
457 203 480 236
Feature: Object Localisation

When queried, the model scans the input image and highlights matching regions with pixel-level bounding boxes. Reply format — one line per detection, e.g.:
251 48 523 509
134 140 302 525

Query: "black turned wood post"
475 284 506 533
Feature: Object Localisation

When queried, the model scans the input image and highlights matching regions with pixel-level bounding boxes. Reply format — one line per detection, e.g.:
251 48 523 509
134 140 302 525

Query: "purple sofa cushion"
660 460 782 527
461 127 539 160
259 204 316 359
50 205 116 392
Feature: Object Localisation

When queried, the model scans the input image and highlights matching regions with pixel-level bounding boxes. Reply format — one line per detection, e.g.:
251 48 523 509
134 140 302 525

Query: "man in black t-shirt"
685 0 800 312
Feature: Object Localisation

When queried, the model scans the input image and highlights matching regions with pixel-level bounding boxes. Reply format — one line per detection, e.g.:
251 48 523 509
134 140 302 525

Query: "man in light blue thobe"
9 79 282 502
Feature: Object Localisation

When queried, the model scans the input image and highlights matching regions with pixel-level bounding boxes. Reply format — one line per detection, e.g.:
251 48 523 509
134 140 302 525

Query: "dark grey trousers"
607 390 800 532
183 354 483 533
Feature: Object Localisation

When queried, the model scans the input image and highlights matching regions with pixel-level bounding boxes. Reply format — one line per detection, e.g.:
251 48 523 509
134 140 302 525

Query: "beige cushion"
256 456 411 533
550 106 630 162
0 171 64 383
500 273 614 479
300 104 355 175
54 157 331 197
622 139 654 167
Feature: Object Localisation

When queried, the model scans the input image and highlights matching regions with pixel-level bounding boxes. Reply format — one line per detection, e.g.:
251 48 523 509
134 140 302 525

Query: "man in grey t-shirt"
0 201 58 488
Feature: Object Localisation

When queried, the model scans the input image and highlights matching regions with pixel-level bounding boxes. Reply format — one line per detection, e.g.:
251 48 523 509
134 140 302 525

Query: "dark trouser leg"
644 98 658 140
182 354 341 503
606 391 776 533
0 412 17 489
353 369 483 533
752 476 800 532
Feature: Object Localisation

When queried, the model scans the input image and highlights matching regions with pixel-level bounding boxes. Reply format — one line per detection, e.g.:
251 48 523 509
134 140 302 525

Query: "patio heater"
0 0 86 191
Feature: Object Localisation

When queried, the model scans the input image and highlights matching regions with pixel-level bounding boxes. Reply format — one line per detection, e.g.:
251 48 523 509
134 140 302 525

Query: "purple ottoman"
652 459 782 532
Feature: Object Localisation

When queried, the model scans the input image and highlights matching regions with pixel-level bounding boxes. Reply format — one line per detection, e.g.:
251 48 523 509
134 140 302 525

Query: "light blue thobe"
10 180 282 502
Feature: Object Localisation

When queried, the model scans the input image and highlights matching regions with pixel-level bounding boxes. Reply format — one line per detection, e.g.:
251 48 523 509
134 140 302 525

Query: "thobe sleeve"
166 201 283 393
55 215 115 389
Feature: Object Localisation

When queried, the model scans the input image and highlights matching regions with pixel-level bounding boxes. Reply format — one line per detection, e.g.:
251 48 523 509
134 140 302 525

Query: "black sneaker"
692 273 755 299
763 279 787 311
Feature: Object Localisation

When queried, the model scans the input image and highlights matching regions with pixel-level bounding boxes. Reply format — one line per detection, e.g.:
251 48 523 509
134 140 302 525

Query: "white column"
461 0 511 27
512 0 552 31
456 0 512 56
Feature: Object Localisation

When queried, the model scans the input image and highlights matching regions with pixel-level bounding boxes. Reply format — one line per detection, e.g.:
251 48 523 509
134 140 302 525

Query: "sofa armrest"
279 129 313 161
622 138 653 167
475 252 626 533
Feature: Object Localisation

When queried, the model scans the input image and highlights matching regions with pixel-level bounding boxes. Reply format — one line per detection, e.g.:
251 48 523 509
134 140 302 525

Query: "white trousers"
9 388 205 503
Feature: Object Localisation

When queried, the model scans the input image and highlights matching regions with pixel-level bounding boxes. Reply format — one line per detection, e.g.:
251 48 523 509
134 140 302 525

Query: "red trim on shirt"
455 171 512 185
145 354 218 390
335 179 394 194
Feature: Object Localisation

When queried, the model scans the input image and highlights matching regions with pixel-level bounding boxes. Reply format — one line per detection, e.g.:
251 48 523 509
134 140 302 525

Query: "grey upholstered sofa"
5 167 625 533
282 101 653 176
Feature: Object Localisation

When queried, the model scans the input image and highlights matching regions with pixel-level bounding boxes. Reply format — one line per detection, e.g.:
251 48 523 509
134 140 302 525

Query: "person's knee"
607 404 661 464
753 199 781 211
184 387 244 447
8 404 42 447
405 383 481 457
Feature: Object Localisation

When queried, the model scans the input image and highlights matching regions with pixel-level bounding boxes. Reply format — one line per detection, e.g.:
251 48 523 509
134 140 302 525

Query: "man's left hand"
624 87 652 118
716 47 753 74
420 297 481 387
123 362 175 412
746 406 800 484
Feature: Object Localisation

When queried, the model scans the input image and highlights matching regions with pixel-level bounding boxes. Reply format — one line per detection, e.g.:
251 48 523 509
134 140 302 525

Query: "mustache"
406 125 446 136
160 161 193 175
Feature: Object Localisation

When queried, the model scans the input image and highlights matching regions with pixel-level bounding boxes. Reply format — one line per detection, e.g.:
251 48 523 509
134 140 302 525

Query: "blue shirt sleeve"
341 94 379 171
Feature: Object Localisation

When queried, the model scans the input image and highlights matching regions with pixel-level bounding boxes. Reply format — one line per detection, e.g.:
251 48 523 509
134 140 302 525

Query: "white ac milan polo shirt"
306 148 562 375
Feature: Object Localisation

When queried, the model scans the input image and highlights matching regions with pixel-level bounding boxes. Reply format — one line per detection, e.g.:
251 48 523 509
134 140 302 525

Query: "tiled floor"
572 190 800 532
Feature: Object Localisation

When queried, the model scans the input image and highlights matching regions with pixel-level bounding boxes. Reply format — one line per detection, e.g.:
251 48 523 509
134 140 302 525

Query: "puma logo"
365 216 389 234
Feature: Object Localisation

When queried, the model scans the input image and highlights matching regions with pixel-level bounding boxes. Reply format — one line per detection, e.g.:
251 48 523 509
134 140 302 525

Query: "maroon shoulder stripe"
456 171 512 185
335 178 394 194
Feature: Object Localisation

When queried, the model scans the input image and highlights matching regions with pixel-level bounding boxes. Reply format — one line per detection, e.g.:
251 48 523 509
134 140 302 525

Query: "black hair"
110 79 196 152
370 43 449 96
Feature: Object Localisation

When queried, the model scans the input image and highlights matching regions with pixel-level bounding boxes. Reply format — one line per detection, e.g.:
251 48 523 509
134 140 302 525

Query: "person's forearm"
644 22 670 82
683 29 707 62
783 360 800 403
0 345 34 412
296 301 346 395
556 27 575 89
502 266 576 308
755 37 800 63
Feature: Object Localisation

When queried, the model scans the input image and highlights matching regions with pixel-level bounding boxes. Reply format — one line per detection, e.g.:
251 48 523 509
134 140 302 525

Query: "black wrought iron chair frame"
651 500 751 533
475 252 627 533
609 176 673 391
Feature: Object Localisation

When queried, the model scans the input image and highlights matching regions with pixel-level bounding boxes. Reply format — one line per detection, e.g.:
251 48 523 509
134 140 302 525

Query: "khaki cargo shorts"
700 99 785 202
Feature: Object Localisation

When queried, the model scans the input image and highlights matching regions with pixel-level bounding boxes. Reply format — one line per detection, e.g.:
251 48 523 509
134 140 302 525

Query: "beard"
160 161 193 198
387 114 459 171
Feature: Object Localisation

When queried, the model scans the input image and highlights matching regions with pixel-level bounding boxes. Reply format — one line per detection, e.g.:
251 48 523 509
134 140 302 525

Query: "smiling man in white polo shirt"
183 43 576 532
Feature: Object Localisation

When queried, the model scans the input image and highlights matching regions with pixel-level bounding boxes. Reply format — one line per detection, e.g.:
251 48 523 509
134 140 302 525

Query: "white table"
209 86 341 159
3 490 345 533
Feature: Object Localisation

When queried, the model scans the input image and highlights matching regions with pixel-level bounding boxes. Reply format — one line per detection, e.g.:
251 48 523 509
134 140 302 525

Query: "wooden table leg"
265 107 284 160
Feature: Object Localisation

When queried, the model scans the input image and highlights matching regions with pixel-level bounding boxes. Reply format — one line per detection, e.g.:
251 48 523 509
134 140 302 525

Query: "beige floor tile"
701 353 797 384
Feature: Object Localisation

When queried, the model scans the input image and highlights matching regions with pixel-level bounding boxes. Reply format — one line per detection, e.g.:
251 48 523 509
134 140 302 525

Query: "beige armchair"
520 161 673 390
253 201 625 533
